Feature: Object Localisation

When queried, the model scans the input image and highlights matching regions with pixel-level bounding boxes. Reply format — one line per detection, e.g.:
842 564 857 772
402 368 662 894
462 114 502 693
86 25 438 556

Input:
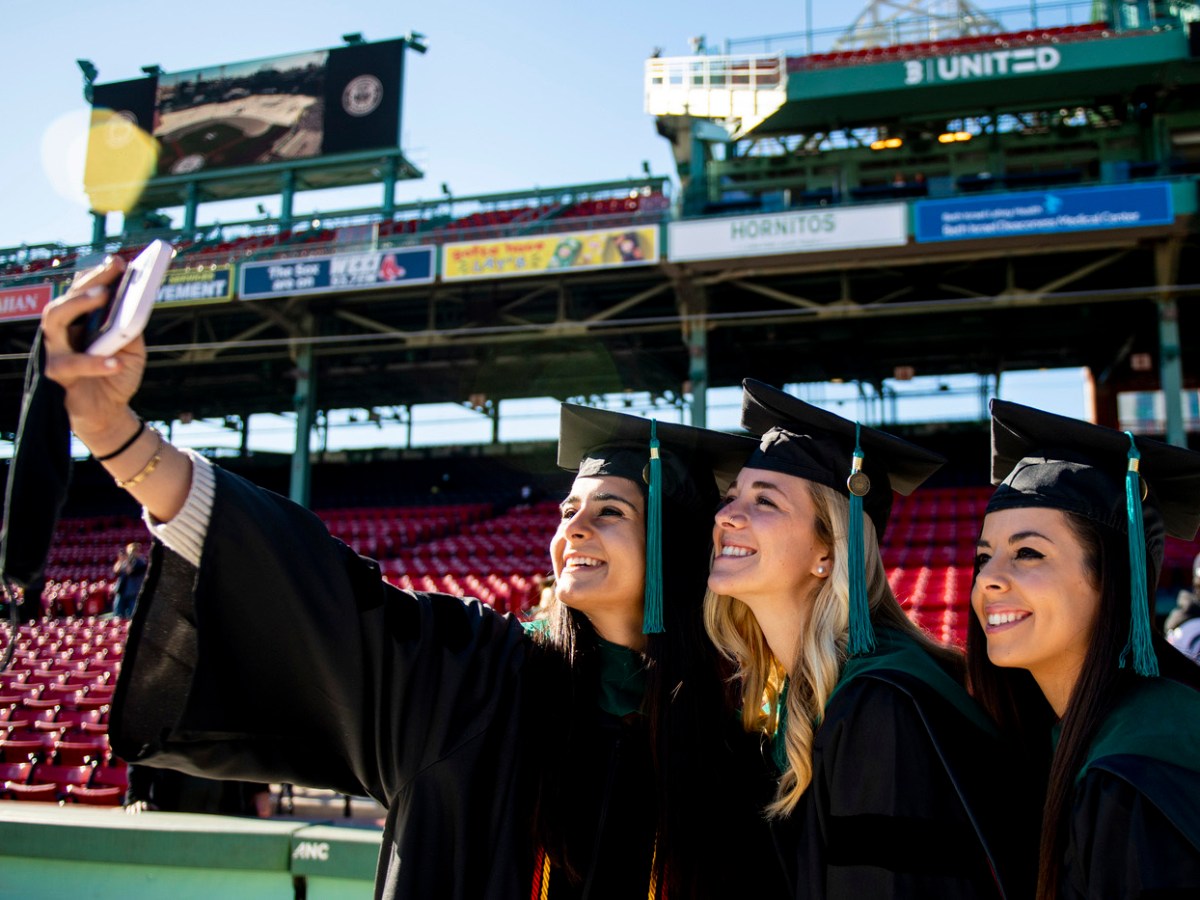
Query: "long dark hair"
967 511 1200 898
530 482 746 898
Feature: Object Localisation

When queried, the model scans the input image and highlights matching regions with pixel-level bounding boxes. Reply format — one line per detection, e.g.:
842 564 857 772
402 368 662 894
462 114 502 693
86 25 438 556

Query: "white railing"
644 53 788 135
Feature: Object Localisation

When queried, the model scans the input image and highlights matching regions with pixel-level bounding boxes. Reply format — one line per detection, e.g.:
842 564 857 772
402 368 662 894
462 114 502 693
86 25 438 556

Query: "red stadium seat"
2 782 59 802
64 784 124 806
56 708 104 728
0 740 44 763
0 761 33 784
54 739 107 766
89 765 129 792
32 763 95 796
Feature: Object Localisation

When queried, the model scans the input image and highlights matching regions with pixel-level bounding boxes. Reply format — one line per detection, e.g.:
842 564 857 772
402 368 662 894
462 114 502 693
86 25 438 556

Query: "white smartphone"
84 239 174 357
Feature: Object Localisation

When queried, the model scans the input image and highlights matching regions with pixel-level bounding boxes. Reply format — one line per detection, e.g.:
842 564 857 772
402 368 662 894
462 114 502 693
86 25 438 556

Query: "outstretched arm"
40 255 191 522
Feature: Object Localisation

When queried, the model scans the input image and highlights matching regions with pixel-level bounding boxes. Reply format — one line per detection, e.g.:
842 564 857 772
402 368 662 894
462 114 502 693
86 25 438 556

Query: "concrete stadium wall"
0 805 379 899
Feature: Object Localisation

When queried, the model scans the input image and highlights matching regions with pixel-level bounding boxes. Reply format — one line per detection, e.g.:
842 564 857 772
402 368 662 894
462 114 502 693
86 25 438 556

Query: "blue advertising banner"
239 247 435 300
914 183 1174 243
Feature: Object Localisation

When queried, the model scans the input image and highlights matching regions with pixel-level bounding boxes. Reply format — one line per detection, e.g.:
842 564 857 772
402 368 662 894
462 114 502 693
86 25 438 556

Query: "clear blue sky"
0 0 1091 454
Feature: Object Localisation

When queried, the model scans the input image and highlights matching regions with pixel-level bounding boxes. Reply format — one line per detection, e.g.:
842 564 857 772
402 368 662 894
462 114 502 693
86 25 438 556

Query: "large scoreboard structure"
82 36 424 239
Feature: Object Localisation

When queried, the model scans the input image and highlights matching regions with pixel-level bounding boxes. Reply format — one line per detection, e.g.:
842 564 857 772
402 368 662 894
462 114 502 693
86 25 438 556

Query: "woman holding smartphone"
705 379 1037 899
970 400 1200 898
39 258 781 899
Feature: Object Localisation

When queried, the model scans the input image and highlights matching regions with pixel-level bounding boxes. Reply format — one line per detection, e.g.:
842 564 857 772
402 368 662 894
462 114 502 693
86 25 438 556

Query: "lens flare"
39 108 92 209
83 108 159 214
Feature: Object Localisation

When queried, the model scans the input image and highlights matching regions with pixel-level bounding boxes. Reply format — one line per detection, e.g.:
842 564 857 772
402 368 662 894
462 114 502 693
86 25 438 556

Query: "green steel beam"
290 318 317 507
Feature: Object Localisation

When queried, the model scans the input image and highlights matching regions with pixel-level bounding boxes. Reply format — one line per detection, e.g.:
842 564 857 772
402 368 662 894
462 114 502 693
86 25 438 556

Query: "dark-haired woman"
970 399 1200 899
40 257 781 899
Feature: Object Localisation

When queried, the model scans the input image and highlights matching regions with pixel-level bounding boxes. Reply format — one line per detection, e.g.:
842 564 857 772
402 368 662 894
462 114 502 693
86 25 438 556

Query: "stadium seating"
787 22 1114 72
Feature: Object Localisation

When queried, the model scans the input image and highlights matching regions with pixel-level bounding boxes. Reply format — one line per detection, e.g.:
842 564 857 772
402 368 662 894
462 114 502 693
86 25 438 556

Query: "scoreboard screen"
85 39 405 192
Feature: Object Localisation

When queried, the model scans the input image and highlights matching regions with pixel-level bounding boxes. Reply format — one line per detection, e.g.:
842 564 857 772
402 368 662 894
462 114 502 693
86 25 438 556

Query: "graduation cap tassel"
846 423 876 657
642 419 664 635
1119 433 1159 677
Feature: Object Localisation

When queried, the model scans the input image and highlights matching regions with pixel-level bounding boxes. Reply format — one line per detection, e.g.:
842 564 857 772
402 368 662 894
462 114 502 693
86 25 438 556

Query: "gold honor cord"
531 838 663 899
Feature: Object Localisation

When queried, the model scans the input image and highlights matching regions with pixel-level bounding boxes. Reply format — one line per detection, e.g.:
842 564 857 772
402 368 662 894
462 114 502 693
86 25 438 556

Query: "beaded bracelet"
93 418 145 462
115 429 164 489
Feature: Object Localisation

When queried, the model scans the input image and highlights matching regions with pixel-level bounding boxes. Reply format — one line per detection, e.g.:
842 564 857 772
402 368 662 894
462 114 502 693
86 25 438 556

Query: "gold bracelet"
115 429 164 489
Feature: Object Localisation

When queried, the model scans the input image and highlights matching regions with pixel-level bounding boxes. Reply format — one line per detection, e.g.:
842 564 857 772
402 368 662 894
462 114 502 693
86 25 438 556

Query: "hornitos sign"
668 204 907 262
904 46 1061 85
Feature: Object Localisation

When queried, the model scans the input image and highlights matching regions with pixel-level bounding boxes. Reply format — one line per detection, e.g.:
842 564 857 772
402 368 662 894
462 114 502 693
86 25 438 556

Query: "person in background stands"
1165 552 1200 663
112 541 147 618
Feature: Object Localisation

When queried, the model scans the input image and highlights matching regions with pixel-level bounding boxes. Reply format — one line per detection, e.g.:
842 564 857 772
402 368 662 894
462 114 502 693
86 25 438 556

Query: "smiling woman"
704 379 1038 900
973 507 1101 715
533 404 784 899
40 252 780 900
550 475 647 646
968 400 1200 900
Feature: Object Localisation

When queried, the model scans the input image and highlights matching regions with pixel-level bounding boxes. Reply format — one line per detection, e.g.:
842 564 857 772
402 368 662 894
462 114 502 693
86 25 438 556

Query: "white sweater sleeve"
141 449 215 568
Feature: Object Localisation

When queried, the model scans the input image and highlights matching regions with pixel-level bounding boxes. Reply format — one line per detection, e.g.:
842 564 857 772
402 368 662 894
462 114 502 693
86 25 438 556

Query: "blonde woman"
705 379 1036 899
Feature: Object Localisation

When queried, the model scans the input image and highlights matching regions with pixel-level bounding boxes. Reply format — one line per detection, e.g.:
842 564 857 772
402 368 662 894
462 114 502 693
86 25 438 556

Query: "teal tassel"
846 423 876 657
771 678 790 773
1119 432 1158 677
642 419 664 634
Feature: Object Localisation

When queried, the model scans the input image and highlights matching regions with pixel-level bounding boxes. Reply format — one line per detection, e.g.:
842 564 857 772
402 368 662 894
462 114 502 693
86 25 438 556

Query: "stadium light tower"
405 31 428 54
76 58 98 103
833 0 1003 48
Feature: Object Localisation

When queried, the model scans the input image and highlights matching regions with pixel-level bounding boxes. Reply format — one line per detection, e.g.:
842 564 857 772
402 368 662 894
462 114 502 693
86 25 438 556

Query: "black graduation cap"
740 379 946 539
986 399 1200 676
558 404 754 503
988 399 1200 543
558 403 757 633
739 379 946 656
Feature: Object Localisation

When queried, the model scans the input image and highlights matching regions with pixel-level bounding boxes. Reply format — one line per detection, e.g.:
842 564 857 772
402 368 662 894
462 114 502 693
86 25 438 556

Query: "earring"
817 565 827 576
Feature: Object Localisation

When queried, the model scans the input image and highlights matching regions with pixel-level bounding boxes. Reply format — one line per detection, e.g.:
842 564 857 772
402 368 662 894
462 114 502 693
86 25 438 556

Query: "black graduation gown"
1061 676 1200 899
781 627 1038 900
108 466 667 900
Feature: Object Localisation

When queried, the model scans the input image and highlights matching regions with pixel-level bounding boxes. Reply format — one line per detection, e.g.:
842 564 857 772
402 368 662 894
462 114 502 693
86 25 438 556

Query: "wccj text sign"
239 247 435 300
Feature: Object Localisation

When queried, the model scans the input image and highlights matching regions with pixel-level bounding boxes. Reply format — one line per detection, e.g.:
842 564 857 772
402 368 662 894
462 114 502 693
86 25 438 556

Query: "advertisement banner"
441 226 659 281
157 266 234 306
914 183 1174 243
239 247 434 299
0 283 54 322
668 205 908 262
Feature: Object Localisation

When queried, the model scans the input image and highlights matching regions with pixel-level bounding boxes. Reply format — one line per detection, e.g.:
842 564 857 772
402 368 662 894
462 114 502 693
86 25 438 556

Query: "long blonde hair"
704 480 958 817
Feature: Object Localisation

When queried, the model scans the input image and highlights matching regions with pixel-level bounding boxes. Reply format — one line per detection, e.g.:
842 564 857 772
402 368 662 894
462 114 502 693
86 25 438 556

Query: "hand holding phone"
81 239 173 356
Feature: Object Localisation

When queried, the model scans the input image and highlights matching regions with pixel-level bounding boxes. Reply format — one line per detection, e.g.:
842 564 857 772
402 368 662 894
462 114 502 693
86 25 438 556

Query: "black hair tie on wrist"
93 418 146 462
